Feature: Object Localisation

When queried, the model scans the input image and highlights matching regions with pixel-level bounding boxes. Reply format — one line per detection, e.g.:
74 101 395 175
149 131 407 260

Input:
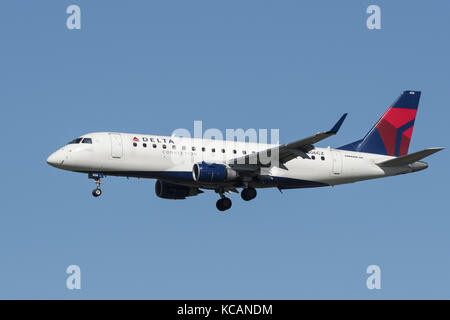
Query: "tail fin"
339 91 421 156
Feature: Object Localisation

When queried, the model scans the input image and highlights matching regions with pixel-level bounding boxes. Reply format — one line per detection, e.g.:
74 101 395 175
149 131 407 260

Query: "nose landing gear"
92 188 102 197
89 173 104 198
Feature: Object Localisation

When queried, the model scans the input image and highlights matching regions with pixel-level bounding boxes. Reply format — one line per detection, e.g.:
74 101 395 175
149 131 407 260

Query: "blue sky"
0 0 449 299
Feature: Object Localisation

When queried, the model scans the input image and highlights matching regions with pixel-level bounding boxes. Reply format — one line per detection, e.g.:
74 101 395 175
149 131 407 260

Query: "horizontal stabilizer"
376 147 444 167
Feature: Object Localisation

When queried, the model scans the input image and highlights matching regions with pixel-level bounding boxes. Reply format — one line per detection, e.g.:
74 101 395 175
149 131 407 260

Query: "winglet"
328 113 348 134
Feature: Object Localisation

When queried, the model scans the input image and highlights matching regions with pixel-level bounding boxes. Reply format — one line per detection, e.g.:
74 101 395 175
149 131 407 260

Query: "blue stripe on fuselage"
84 170 328 189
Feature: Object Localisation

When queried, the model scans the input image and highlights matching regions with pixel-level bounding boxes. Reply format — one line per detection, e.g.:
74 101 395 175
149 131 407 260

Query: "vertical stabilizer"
338 91 421 156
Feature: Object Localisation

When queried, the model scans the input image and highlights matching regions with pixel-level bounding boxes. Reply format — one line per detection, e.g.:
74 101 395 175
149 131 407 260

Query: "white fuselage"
47 132 422 190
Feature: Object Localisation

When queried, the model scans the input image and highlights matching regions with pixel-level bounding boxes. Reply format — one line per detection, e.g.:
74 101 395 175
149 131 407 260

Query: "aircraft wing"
228 113 347 170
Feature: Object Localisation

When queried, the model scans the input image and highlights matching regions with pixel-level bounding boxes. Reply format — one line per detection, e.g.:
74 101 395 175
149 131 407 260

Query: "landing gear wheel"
241 187 257 201
89 173 105 198
92 188 102 197
216 197 232 211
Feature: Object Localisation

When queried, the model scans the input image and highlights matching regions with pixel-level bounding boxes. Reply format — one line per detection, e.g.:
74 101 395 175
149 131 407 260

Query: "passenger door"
109 133 123 159
331 150 342 174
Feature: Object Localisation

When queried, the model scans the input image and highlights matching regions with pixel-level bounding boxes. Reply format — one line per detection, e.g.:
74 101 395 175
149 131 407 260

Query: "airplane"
47 90 443 211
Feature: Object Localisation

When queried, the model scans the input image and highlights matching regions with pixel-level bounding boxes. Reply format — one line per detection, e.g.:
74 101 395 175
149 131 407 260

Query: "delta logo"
132 136 175 144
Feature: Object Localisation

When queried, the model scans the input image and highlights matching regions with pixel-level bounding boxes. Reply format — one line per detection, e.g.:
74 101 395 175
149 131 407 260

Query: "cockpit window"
82 138 92 144
67 138 83 145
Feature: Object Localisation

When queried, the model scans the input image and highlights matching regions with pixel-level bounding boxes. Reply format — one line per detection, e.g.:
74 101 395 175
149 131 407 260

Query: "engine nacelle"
155 180 201 199
192 162 238 183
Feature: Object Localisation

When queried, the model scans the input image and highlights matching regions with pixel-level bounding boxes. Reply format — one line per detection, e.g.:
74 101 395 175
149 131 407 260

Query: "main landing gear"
216 195 232 212
241 187 257 201
89 173 104 198
215 188 232 212
215 186 258 212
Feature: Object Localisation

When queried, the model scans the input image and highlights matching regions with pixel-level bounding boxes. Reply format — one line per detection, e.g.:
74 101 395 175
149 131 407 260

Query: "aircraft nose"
46 150 65 167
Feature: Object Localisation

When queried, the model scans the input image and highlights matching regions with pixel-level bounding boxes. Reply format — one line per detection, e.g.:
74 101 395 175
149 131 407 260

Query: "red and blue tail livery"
339 91 420 156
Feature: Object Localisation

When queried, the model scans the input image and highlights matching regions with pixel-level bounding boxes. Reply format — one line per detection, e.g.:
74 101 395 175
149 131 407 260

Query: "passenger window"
221 149 225 153
242 150 247 155
202 147 205 152
192 147 196 151
143 143 147 148
311 155 316 160
133 142 137 147
252 151 256 154
162 144 167 149
172 145 176 150
182 146 186 151
233 150 237 154
81 138 92 144
321 156 325 161
153 144 157 148
211 148 215 153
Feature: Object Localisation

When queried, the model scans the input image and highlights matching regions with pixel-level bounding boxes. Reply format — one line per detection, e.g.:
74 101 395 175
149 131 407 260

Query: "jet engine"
155 180 202 199
192 162 238 183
